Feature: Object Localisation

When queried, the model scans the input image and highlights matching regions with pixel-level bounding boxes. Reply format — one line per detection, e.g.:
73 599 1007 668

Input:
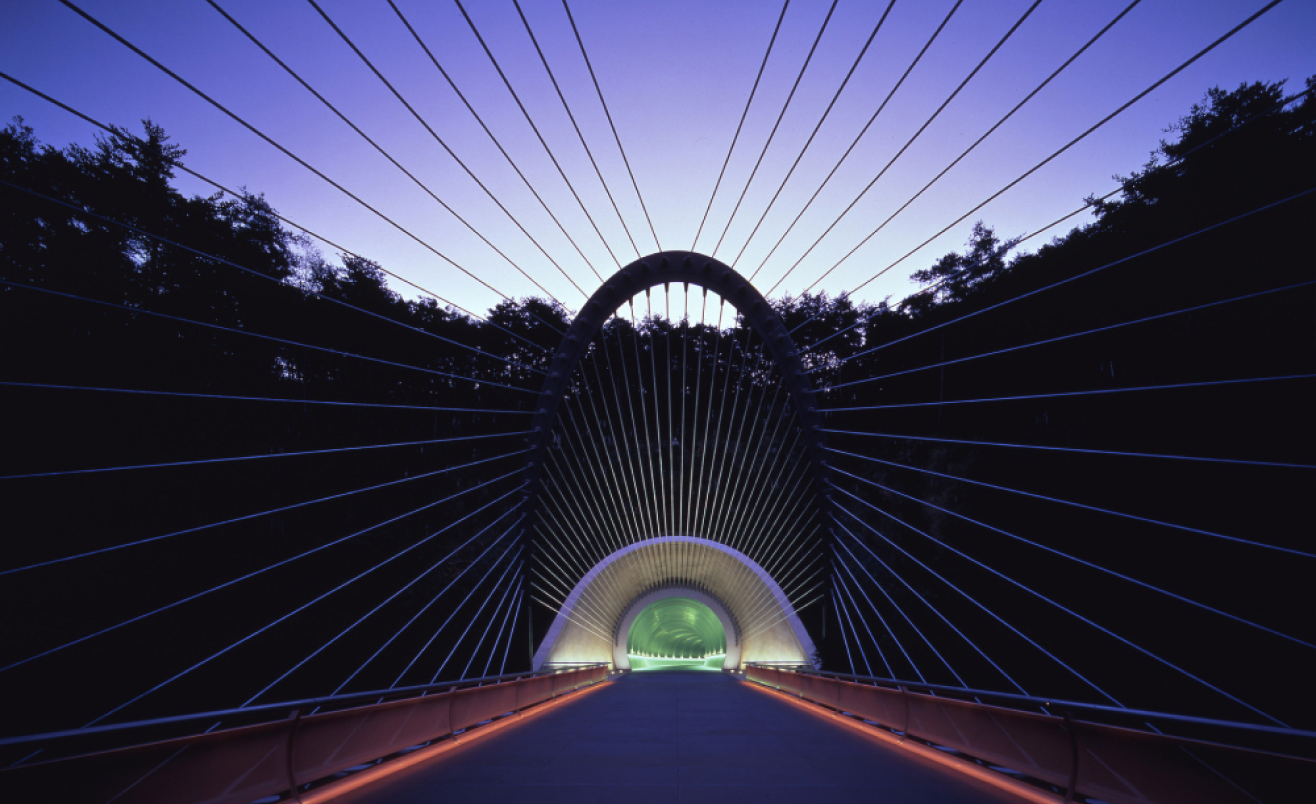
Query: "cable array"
2 0 1310 759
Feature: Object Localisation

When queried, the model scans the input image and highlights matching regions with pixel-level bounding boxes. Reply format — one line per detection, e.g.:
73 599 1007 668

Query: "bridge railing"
0 664 608 803
744 663 1314 804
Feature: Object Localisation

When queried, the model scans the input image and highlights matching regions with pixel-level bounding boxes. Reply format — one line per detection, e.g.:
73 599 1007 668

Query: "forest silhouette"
1 78 1312 737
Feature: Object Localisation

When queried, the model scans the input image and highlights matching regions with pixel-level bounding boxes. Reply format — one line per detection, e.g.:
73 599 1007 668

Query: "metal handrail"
742 663 1316 742
0 664 610 752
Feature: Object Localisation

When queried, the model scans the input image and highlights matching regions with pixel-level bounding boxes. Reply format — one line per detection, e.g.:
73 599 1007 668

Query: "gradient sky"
2 0 1313 317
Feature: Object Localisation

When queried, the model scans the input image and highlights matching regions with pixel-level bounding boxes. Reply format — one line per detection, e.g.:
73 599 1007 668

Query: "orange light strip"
742 680 1065 804
302 680 612 803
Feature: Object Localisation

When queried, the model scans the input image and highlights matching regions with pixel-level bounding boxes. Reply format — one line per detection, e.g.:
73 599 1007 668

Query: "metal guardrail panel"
0 667 609 802
744 667 1315 804
0 718 293 804
833 679 907 734
293 694 451 787
450 683 519 734
516 676 554 709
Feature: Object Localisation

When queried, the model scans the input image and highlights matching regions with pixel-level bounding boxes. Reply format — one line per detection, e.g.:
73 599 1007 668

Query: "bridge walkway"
332 666 1021 803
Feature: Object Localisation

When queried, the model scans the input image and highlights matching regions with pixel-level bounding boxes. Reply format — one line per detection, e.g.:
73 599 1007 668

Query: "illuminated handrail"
0 664 609 803
743 663 1314 744
744 664 1315 803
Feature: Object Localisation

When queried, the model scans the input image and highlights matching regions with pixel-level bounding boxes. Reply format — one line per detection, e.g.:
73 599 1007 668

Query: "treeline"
0 77 1312 733
808 78 1315 724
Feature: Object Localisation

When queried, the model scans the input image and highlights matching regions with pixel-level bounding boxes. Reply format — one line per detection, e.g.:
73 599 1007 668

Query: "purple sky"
3 0 1313 316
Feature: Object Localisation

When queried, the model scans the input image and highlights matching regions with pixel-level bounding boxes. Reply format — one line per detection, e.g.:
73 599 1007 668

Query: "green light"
626 597 726 663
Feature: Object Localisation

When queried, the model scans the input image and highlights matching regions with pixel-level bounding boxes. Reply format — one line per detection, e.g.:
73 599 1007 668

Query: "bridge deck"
331 666 1022 803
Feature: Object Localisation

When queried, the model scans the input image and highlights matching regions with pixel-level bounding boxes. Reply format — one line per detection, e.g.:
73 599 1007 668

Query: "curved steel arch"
524 251 832 542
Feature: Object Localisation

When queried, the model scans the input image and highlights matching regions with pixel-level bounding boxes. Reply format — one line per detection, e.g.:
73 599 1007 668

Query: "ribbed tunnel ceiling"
626 597 725 658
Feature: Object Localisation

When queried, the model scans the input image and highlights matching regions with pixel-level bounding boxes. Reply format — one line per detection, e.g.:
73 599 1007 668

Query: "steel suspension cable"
1 466 527 674
333 516 522 693
735 430 810 557
740 589 825 641
513 0 641 260
732 0 899 272
830 501 1119 704
823 374 1316 418
527 551 617 636
247 515 521 704
494 587 524 676
0 71 551 351
556 396 636 555
782 0 1143 295
835 545 951 685
704 332 764 544
530 518 596 604
825 442 1315 555
82 480 528 726
452 0 619 278
0 276 539 394
405 541 555 685
2 431 529 481
572 350 648 547
545 446 629 572
608 315 659 539
1 450 528 578
831 569 874 676
832 521 1028 694
830 484 1287 726
385 1 600 292
823 278 1314 392
709 0 838 258
690 0 789 251
643 292 670 541
533 507 591 582
692 302 731 540
2 178 546 376
834 557 905 679
304 0 576 303
829 462 1314 646
430 549 525 682
54 1 557 325
205 0 575 327
730 424 806 560
806 187 1316 356
684 291 712 537
629 300 667 550
529 592 616 645
561 0 661 252
460 559 526 679
804 0 1286 299
540 483 613 577
769 0 1047 292
721 378 793 549
0 381 534 416
759 0 963 292
678 287 690 537
1007 83 1315 249
623 305 663 544
831 586 857 674
713 344 789 545
541 468 612 574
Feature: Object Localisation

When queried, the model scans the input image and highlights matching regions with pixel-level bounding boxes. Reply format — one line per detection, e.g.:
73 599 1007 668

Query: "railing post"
1062 710 1080 803
284 708 303 804
899 685 911 742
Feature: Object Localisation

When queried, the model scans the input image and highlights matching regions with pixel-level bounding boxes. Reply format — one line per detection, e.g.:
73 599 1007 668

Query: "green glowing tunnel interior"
626 597 726 660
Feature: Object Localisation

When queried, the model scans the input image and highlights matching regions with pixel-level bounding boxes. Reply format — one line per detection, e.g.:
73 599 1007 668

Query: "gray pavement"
330 666 1023 803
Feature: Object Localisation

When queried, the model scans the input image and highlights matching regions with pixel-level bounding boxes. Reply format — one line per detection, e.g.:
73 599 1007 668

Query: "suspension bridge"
1 0 1313 802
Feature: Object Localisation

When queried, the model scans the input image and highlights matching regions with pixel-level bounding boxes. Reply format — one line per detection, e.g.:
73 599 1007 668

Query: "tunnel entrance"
626 596 726 671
